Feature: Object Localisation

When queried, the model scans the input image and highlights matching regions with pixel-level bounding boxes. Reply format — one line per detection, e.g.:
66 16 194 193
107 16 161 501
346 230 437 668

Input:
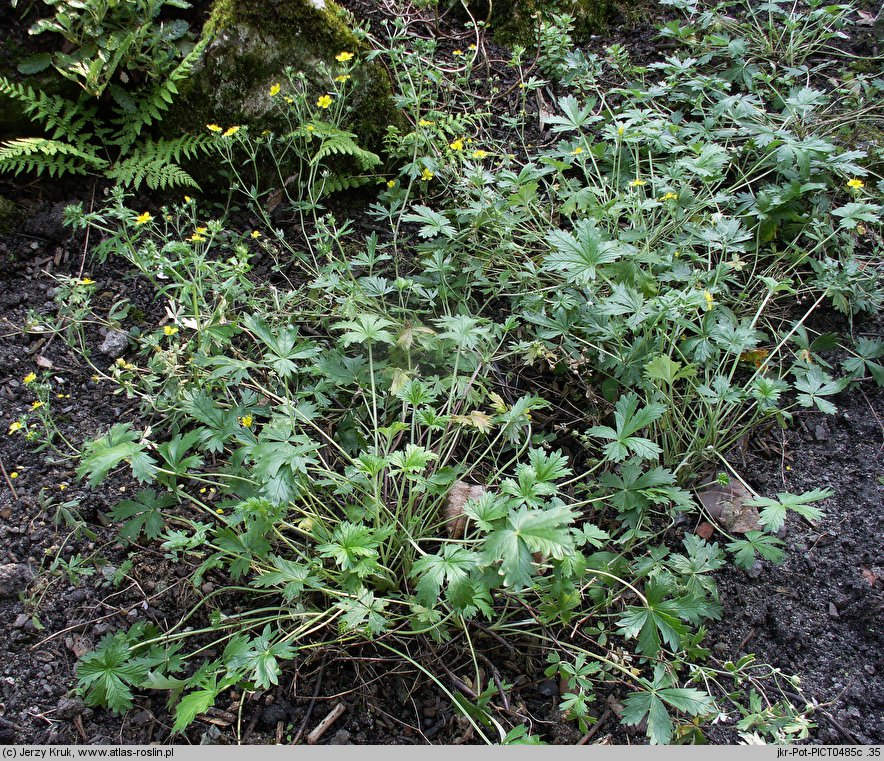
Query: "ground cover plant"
4 0 882 745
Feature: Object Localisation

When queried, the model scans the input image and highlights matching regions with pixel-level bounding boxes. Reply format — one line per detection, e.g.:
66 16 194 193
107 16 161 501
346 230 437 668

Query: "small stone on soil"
98 330 130 358
0 563 33 597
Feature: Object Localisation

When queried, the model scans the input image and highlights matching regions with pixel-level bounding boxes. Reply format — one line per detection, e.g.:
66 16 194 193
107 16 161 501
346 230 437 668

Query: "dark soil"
707 377 884 745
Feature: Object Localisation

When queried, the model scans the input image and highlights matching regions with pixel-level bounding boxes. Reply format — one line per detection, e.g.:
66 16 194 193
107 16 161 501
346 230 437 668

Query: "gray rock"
99 329 129 358
56 697 85 720
746 559 764 579
0 563 33 598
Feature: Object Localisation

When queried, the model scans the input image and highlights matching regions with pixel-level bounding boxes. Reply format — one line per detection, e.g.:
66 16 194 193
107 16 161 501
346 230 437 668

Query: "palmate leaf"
445 576 493 618
317 522 379 574
750 488 831 532
77 423 157 487
251 555 315 601
402 204 456 239
462 491 509 531
587 394 666 463
621 666 715 744
616 580 694 656
337 588 390 635
410 545 479 606
77 632 146 712
110 489 175 541
226 625 296 690
794 367 847 414
482 504 576 590
543 219 625 284
726 531 786 570
599 459 676 518
333 314 396 347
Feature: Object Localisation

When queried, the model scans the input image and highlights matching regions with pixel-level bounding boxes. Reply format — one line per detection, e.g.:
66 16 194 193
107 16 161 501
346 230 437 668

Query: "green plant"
0 0 212 189
21 0 195 97
0 38 212 188
37 0 883 744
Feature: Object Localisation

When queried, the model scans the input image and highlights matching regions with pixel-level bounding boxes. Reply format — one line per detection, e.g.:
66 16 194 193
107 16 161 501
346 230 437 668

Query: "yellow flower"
269 83 281 97
660 192 678 201
449 138 464 151
79 277 94 285
386 179 396 188
23 373 36 384
184 196 192 203
9 471 18 479
190 233 206 242
335 74 351 82
847 178 864 190
571 146 583 155
223 126 240 137
8 421 22 435
418 119 434 127
471 149 488 159
336 51 354 62
58 483 68 491
194 226 208 234
31 401 43 410
421 167 434 181
453 49 464 56
240 415 253 428
468 44 477 50
135 211 152 225
306 124 315 131
617 125 625 135
316 94 333 109
251 230 262 239
163 325 178 336
216 508 224 515
630 179 647 187
206 123 223 133
703 290 715 311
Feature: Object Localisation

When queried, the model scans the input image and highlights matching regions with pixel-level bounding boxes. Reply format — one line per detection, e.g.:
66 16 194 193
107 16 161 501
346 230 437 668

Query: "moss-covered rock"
471 0 648 45
165 0 401 152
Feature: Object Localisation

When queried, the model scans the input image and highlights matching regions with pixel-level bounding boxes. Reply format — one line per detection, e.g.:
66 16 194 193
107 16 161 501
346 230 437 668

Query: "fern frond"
314 136 381 171
112 38 209 149
0 137 107 178
312 174 373 197
106 135 214 189
302 120 381 171
0 76 96 146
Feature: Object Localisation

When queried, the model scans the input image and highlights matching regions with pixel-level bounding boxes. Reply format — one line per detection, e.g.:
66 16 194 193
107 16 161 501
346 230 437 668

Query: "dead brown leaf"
697 481 761 534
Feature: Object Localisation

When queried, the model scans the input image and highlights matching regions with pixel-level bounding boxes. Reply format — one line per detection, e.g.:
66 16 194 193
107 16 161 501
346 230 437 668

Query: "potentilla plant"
47 0 882 744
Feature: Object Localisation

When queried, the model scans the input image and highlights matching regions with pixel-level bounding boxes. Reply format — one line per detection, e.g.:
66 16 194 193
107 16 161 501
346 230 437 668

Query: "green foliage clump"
21 0 195 97
0 1 212 188
16 0 880 745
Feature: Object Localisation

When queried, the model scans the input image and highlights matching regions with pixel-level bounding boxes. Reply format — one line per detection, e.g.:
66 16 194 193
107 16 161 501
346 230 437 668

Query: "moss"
0 195 24 234
473 0 648 45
